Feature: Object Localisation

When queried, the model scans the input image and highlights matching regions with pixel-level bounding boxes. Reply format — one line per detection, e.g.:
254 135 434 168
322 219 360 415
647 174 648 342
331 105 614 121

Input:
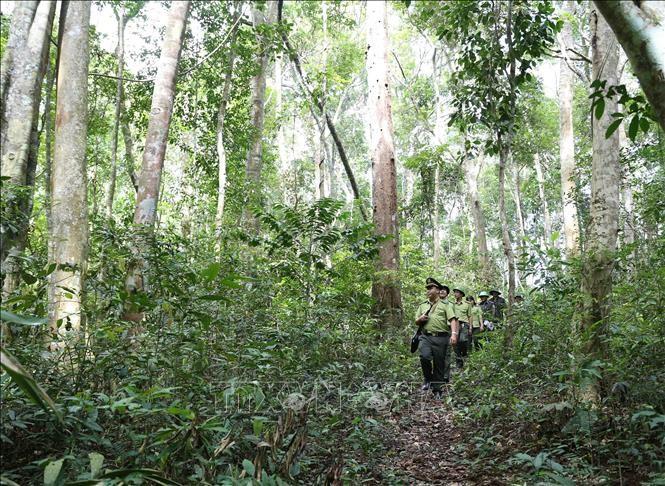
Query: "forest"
1 0 664 484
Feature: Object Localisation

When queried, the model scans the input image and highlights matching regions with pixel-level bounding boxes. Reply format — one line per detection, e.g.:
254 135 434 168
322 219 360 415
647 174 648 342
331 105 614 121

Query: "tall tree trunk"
559 0 581 255
1 0 55 264
498 143 517 307
593 0 665 131
3 27 55 300
534 154 553 248
244 3 276 228
0 0 38 119
580 8 621 400
48 0 90 345
464 156 490 278
215 37 237 252
433 165 441 267
512 165 527 248
366 0 402 328
121 112 138 194
105 9 126 219
126 1 190 301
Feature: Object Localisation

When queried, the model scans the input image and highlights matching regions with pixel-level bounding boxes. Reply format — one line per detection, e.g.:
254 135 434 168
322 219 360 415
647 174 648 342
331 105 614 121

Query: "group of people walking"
412 277 518 399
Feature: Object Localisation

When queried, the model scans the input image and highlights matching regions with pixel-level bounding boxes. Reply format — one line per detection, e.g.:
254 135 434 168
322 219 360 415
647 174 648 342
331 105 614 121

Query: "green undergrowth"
450 248 665 485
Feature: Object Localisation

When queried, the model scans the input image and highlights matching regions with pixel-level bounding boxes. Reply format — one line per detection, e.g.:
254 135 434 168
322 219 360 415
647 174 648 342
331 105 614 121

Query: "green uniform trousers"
418 334 451 392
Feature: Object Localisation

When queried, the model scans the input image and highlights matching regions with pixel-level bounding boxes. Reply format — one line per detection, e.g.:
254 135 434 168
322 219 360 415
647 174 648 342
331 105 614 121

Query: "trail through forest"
379 396 476 485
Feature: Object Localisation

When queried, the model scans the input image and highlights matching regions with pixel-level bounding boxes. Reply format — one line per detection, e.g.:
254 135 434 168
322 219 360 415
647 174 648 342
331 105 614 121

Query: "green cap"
453 287 466 297
478 291 490 297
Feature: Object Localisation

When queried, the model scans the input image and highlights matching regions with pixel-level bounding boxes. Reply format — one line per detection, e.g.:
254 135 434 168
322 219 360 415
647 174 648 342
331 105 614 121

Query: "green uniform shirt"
415 299 457 333
470 306 483 329
453 300 472 324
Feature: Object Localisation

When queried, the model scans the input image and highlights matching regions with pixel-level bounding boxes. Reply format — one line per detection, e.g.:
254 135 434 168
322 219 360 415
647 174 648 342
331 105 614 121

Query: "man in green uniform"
415 278 459 397
452 287 472 369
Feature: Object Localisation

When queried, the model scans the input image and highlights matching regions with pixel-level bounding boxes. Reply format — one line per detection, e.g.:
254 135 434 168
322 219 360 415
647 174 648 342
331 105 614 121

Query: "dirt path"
372 391 508 485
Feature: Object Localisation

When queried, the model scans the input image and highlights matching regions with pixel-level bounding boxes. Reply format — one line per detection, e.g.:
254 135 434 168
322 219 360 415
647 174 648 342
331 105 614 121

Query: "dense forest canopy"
1 0 664 484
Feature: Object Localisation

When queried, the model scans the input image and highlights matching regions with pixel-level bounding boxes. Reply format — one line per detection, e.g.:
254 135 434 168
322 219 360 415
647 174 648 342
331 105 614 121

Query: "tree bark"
534 154 553 248
433 165 441 267
0 0 38 121
121 111 138 193
105 9 126 219
593 0 665 131
465 156 490 278
48 0 90 345
1 0 56 264
580 8 621 399
126 1 190 300
559 0 581 256
215 30 238 252
244 3 276 228
498 143 517 308
366 0 402 328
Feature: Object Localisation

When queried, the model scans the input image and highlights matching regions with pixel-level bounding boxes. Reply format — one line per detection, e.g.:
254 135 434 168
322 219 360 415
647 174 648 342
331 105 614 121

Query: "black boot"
420 357 433 390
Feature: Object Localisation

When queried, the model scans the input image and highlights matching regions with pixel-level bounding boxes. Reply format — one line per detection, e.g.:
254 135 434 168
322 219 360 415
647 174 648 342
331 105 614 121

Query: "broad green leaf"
201 262 221 282
628 114 640 140
44 458 65 486
0 310 47 326
594 98 605 120
242 459 255 476
640 116 650 134
89 452 104 479
0 347 62 423
605 118 622 139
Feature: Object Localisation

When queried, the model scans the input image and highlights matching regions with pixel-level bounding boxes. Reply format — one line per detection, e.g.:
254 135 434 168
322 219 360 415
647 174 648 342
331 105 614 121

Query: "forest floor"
370 391 505 485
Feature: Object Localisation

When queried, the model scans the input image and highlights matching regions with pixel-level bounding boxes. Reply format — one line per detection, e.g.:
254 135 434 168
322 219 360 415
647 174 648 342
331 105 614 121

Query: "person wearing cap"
478 290 496 337
467 295 484 351
489 290 507 323
452 287 472 369
414 277 459 397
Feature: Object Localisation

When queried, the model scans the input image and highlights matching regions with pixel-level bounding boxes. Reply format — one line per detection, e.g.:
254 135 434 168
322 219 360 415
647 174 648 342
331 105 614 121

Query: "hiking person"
414 277 459 398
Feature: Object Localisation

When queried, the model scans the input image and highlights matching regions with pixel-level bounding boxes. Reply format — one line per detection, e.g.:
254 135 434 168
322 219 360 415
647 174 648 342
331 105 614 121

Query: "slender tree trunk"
0 0 38 120
126 1 190 302
559 0 581 255
580 8 621 400
1 0 55 264
121 112 138 194
465 156 490 277
512 165 527 248
433 165 441 267
366 0 402 328
215 38 237 252
2 23 55 300
48 0 90 345
244 3 276 228
534 154 553 248
105 10 126 219
498 143 516 306
593 0 665 131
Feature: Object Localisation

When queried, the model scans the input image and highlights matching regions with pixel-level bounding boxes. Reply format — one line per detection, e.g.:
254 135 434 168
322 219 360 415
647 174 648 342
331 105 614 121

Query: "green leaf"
44 458 65 486
242 459 255 476
0 310 47 326
68 468 182 485
605 118 622 139
88 452 104 479
201 262 221 282
640 116 650 134
0 347 62 423
628 114 640 140
594 98 605 120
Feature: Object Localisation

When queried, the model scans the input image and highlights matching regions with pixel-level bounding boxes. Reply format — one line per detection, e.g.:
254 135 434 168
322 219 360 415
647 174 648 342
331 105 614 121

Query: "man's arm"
450 318 459 345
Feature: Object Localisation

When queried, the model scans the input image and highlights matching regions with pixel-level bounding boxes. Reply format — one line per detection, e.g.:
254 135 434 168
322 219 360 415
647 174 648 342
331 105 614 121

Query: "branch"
277 0 367 220
89 14 243 84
